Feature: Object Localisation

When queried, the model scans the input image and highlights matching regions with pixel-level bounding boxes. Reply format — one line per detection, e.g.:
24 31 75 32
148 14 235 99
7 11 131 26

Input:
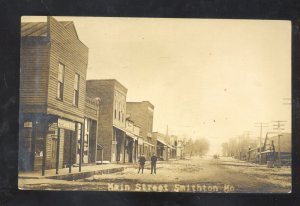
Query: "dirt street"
19 156 291 193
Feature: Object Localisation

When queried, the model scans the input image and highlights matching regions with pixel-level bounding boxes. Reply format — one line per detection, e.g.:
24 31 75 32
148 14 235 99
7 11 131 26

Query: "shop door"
50 137 57 169
65 130 78 166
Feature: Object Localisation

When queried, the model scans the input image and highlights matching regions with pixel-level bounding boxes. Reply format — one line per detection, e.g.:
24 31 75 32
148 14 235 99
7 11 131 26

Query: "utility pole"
254 123 268 164
238 135 242 160
272 120 286 167
243 131 252 162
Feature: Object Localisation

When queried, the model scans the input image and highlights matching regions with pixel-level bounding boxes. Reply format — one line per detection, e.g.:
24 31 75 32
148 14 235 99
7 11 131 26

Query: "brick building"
19 17 97 175
86 79 128 163
126 101 155 159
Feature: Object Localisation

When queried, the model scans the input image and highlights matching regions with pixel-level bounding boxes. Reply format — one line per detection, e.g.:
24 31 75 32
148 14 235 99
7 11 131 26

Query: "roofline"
59 21 79 39
87 79 128 92
49 17 88 51
152 131 166 137
21 17 88 51
126 101 154 108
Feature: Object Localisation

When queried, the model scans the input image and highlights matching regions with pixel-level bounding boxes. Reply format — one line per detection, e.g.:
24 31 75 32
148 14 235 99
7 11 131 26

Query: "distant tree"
222 136 255 159
181 138 209 157
193 138 210 156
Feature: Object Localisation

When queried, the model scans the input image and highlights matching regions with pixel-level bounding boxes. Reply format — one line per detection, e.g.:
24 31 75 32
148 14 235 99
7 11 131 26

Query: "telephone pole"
254 122 268 164
272 120 286 167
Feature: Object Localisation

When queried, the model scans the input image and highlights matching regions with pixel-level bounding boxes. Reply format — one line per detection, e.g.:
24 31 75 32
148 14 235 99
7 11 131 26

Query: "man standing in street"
138 154 146 174
151 153 158 174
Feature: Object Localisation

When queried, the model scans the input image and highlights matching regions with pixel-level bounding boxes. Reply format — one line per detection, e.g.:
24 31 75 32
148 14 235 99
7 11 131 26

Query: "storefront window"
35 138 44 157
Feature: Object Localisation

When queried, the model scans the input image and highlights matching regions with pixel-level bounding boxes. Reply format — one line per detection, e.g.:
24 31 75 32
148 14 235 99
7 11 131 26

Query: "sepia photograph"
18 16 291 193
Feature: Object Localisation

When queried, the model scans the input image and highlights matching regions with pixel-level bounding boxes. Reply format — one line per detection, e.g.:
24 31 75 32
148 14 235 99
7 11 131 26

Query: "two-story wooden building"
19 17 90 174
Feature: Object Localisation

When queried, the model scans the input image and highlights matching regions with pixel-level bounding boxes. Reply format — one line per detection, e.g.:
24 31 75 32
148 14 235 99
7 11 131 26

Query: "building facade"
19 17 90 174
152 132 169 160
126 101 155 159
86 79 128 163
124 117 141 163
152 132 177 160
83 96 100 164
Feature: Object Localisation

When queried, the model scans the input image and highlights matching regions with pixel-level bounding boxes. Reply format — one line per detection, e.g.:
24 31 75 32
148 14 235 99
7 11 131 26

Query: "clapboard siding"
47 17 88 122
20 38 49 109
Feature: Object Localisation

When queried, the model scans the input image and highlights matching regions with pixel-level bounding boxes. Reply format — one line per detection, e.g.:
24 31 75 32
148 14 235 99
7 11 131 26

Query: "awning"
157 138 168 146
144 141 155 147
125 132 138 141
167 144 176 150
113 125 126 133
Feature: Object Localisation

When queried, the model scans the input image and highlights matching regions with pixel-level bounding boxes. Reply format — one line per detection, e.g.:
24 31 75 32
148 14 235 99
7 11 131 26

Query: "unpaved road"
19 157 291 193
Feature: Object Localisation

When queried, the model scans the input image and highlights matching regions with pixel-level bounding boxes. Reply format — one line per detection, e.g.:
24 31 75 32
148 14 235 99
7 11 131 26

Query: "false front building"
19 17 98 175
152 132 176 160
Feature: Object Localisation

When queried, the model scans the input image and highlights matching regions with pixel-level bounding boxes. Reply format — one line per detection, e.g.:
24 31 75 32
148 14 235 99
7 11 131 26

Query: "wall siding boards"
20 38 49 112
47 17 88 122
20 17 89 171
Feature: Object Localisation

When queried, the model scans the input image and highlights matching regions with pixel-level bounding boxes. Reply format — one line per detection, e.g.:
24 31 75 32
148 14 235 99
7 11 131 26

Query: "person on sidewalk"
138 154 146 174
150 153 158 174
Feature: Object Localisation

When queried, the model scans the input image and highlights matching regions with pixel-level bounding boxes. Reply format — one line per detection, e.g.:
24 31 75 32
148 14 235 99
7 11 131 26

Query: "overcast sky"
22 17 291 154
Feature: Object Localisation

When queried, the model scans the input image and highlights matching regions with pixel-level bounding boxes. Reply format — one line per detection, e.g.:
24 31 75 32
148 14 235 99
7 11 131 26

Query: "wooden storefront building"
19 16 90 175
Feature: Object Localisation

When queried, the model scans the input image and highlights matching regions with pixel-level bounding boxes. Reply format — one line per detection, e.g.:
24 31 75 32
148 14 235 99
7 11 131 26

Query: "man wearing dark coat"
138 154 146 174
150 153 158 174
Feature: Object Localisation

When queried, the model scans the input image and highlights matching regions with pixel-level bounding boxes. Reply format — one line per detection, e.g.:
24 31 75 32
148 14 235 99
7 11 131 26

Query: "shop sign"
58 118 76 131
24 121 32 128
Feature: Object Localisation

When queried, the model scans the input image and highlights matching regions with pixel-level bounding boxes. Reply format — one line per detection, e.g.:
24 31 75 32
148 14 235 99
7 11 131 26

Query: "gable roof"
21 21 78 38
21 22 48 36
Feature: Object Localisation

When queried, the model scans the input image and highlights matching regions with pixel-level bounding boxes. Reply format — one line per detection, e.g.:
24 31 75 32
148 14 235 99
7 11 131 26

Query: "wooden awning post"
123 132 126 164
41 120 46 176
31 121 37 172
56 128 60 175
69 130 72 173
79 123 84 172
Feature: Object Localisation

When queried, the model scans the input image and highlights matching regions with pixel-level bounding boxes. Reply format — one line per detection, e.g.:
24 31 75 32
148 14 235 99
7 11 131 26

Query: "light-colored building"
152 132 176 160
